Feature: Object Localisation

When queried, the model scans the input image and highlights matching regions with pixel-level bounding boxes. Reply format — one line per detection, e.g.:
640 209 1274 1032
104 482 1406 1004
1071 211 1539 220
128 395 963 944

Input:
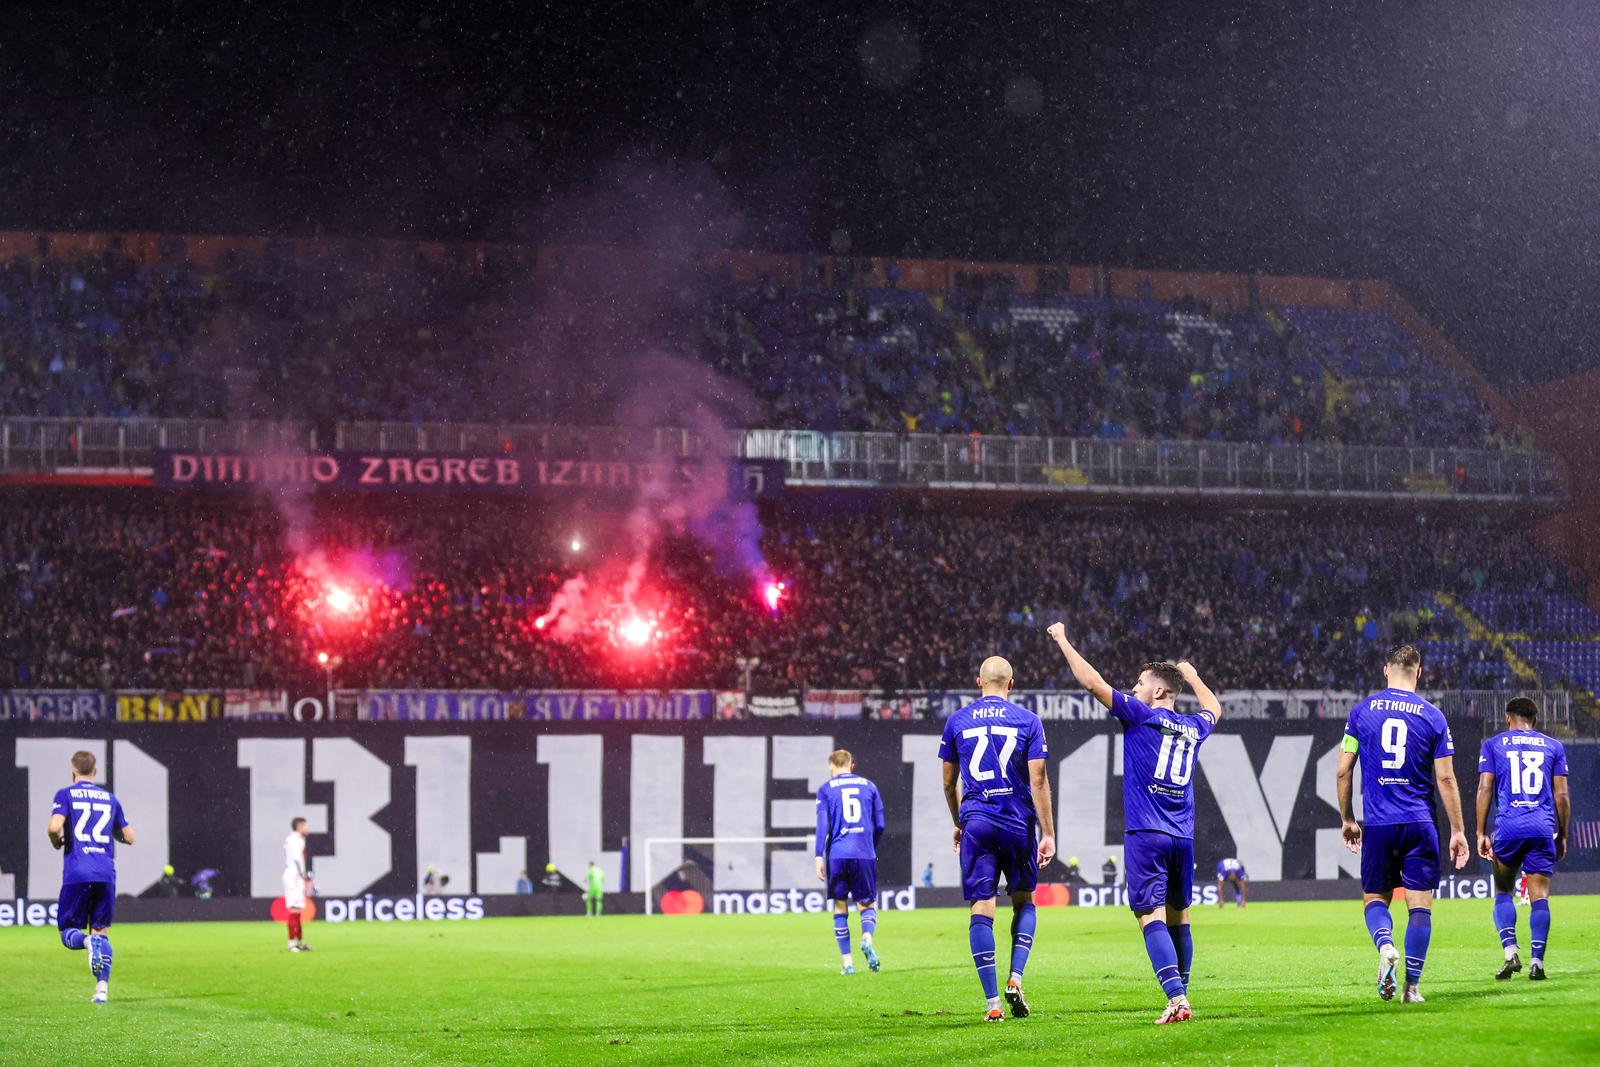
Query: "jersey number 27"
962 725 1019 782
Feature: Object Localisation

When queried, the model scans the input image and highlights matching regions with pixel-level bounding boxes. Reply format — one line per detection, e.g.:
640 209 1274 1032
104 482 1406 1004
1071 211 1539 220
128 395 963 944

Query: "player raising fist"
1048 622 1222 1025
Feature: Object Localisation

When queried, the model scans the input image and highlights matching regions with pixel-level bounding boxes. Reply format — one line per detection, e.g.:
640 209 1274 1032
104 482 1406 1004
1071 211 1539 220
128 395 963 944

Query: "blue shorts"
1125 831 1194 912
1494 835 1557 877
827 858 878 905
959 818 1038 902
1361 822 1440 894
58 881 115 931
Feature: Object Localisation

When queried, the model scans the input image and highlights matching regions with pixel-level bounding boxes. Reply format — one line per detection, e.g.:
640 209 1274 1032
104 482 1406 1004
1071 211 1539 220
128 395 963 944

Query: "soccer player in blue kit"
1048 622 1222 1025
940 656 1056 1022
47 750 134 1004
814 748 886 975
1215 858 1247 909
1475 696 1569 981
1337 644 1469 1004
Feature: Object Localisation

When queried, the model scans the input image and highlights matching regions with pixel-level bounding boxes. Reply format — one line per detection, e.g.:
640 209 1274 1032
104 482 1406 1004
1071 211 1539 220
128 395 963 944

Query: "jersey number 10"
1153 733 1196 786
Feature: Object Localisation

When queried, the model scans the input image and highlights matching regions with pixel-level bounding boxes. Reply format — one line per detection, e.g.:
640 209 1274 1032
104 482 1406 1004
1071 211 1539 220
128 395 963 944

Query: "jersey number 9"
1380 718 1408 770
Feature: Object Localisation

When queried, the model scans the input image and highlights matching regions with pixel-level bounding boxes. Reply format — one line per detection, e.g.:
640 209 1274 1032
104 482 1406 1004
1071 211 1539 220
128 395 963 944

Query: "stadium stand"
0 491 1582 696
0 244 1517 447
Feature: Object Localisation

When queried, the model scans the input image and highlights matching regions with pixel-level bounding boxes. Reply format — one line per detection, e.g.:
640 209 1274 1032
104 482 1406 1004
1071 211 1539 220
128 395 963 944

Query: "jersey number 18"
1507 751 1546 796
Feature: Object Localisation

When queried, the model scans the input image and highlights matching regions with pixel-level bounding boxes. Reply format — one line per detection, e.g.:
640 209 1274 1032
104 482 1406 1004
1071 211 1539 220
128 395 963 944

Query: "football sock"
1142 920 1186 999
61 929 87 951
1404 908 1431 984
834 912 851 958
1009 903 1037 980
1363 899 1394 950
1493 893 1519 954
1530 899 1550 962
1171 922 1194 988
92 935 112 982
860 907 876 945
969 914 999 999
287 913 303 943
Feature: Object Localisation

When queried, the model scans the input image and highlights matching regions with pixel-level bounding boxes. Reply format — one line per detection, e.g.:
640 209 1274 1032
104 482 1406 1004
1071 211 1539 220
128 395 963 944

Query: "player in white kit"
283 816 312 951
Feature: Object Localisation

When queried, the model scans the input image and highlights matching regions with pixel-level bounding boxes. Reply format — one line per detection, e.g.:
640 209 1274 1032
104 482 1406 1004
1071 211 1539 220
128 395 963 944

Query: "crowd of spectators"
0 246 1515 450
0 490 1580 695
708 279 1509 448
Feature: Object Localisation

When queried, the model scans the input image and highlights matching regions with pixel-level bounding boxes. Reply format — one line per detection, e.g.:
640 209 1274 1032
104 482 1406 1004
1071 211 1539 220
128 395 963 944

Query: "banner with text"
356 690 716 721
151 451 785 498
4 717 1564 911
0 691 110 722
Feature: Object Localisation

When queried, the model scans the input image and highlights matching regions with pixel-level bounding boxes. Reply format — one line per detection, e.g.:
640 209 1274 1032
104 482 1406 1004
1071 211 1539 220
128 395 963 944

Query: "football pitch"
2 897 1596 1066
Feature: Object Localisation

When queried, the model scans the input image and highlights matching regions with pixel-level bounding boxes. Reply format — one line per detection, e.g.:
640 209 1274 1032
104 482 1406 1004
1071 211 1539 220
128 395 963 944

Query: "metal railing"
0 417 707 470
740 430 1563 501
0 416 1563 502
0 417 314 470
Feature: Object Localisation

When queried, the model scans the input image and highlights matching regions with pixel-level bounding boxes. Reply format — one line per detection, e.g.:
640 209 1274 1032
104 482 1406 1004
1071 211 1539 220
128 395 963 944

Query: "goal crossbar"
642 836 811 915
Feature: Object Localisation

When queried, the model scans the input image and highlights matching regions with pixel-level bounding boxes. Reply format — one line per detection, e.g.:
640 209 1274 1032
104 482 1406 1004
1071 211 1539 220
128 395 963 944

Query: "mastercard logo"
659 889 705 915
1033 883 1071 907
268 896 318 922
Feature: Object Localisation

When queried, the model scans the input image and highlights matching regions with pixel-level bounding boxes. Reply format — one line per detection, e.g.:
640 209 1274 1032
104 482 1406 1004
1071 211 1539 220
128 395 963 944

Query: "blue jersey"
814 772 885 861
1343 688 1453 826
938 695 1048 836
51 780 128 885
1113 691 1217 838
1217 858 1246 879
1478 729 1568 841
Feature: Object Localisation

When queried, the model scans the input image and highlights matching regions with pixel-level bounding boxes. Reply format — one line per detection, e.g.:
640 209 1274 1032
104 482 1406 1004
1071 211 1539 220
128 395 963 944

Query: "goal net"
642 836 814 915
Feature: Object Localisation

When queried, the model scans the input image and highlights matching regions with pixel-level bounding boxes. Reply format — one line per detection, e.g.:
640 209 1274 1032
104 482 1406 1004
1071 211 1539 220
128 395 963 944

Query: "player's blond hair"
828 748 853 770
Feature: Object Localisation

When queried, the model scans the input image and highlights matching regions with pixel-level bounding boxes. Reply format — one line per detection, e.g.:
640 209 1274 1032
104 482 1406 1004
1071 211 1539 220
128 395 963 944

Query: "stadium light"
569 536 584 553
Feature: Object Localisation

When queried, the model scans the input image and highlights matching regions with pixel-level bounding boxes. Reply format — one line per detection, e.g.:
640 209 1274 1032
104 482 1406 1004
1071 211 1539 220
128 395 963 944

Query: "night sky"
3 1 1595 386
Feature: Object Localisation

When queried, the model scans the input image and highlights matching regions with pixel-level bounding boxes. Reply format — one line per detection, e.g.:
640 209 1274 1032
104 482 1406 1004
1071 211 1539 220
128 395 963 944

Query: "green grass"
2 898 1596 1065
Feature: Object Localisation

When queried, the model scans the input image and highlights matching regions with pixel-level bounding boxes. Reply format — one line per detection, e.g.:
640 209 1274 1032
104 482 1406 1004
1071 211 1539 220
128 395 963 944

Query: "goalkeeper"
584 860 606 916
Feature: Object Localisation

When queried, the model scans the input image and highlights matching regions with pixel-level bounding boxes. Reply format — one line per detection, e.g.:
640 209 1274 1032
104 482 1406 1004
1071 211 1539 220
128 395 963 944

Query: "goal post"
642 836 812 915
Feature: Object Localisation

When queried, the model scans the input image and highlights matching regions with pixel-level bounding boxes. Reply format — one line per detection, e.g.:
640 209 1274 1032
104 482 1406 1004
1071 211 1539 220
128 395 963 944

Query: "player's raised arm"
1175 661 1221 722
1028 757 1056 867
1475 769 1496 860
1434 753 1469 870
1045 622 1114 708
